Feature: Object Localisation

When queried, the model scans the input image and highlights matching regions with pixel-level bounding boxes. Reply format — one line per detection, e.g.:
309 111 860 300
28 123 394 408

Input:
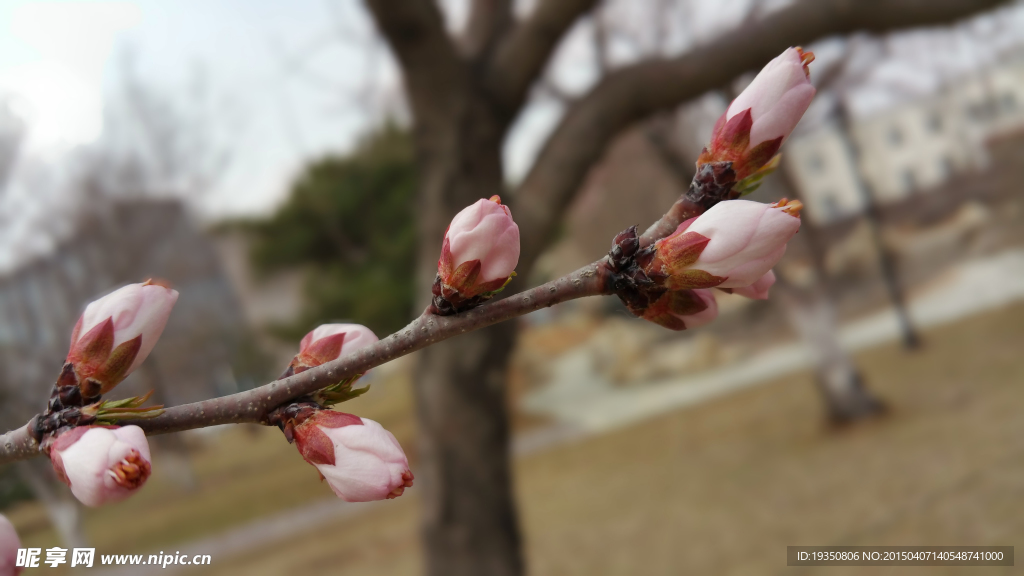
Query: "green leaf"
734 153 782 196
90 391 164 423
313 375 371 406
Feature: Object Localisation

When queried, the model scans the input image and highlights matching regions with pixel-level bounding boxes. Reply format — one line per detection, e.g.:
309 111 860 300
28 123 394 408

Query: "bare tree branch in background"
461 0 513 57
486 0 599 114
84 53 235 202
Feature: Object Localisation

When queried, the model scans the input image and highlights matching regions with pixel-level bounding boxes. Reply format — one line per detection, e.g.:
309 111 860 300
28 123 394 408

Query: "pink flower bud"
438 196 520 300
48 425 152 507
641 289 719 331
292 411 413 502
0 514 21 576
701 47 815 179
647 199 801 291
729 270 776 300
290 324 378 374
66 281 178 395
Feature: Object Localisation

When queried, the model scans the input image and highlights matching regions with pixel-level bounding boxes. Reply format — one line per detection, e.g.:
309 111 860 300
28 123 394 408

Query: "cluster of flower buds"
432 196 520 315
30 281 177 508
1 514 20 576
605 47 814 330
608 199 801 330
269 323 413 501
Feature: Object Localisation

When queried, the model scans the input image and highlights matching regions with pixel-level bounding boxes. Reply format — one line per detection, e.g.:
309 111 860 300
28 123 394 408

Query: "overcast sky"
0 0 406 219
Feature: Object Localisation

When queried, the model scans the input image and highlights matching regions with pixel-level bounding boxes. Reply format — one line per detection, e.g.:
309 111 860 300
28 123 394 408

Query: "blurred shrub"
245 124 417 338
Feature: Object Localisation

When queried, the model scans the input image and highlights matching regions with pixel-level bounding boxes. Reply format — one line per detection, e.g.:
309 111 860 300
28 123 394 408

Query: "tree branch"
362 0 466 126
486 0 599 115
0 263 609 464
512 0 1010 270
461 0 514 59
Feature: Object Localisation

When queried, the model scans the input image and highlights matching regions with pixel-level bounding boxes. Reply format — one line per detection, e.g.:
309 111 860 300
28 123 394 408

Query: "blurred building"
0 199 245 425
788 54 1024 224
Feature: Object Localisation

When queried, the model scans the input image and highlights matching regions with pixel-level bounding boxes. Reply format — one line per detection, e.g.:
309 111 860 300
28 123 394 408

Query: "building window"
926 112 942 133
888 126 903 146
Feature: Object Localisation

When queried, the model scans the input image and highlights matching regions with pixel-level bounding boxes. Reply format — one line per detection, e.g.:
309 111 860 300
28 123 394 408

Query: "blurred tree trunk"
774 279 885 422
410 98 525 575
776 168 885 423
416 324 522 576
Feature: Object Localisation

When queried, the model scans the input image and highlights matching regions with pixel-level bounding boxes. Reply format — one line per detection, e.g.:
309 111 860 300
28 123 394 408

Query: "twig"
0 263 608 464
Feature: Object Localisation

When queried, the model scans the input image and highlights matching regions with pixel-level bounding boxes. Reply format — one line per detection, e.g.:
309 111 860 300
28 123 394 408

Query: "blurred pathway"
521 247 1024 435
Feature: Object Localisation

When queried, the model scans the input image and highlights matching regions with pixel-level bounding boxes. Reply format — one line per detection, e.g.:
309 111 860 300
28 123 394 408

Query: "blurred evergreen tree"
246 124 417 338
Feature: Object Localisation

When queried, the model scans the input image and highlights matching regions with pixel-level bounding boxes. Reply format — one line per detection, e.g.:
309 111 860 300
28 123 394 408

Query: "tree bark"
416 322 522 576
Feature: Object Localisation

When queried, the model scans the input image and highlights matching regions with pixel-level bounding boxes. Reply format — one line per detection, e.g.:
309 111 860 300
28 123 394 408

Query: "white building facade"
787 55 1024 225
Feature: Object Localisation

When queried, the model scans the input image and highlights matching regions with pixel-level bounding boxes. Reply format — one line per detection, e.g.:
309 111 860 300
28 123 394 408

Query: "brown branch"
461 0 513 59
512 0 1010 270
486 0 599 115
363 0 467 128
0 263 610 464
591 6 611 76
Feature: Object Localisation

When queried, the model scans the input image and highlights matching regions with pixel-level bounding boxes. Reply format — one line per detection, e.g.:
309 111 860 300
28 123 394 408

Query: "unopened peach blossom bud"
434 196 520 313
700 47 815 180
292 411 413 502
66 281 178 396
289 324 378 375
645 200 800 291
48 425 152 507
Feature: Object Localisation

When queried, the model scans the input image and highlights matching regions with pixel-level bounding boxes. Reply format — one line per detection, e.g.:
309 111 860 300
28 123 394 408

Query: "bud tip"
772 198 803 218
796 47 814 78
